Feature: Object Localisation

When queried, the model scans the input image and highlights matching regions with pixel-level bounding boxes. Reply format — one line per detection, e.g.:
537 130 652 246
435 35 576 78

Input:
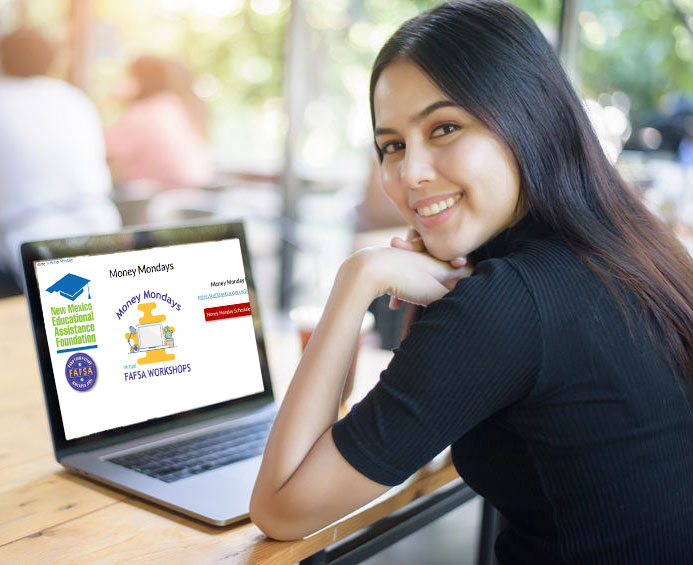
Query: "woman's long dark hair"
370 0 693 386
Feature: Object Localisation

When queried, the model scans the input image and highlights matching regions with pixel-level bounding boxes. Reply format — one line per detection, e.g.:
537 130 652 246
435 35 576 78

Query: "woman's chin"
423 241 461 263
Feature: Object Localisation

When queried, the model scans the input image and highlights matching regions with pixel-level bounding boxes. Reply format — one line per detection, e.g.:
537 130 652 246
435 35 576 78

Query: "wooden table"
0 295 470 564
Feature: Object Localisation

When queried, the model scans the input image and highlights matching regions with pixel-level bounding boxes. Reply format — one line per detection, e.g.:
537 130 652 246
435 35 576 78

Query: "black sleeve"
332 258 542 486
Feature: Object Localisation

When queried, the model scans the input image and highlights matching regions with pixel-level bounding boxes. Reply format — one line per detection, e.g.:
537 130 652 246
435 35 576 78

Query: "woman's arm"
250 246 467 540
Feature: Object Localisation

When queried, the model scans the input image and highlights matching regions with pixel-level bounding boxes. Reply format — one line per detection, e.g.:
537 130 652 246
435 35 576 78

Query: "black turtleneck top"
332 218 693 564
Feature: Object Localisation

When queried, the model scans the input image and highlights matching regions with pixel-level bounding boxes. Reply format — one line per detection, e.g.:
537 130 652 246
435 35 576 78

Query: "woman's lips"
411 192 462 212
415 193 463 228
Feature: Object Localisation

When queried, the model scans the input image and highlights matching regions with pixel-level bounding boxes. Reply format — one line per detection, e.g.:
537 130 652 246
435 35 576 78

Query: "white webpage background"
35 239 264 440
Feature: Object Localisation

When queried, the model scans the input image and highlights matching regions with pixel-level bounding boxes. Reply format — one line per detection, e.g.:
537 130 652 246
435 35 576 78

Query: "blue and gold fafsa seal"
65 352 97 391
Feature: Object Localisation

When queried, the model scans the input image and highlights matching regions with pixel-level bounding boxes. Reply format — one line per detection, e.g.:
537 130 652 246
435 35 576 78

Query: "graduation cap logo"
46 274 92 301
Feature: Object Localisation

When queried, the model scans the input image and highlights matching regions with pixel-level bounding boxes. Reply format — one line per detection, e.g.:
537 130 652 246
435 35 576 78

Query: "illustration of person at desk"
125 323 175 354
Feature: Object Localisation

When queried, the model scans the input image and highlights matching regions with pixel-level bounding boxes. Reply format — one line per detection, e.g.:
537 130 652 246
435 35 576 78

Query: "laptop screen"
30 233 266 441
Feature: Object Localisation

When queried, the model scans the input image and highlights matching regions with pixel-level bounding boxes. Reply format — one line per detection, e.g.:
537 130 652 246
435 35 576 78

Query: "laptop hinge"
56 397 275 458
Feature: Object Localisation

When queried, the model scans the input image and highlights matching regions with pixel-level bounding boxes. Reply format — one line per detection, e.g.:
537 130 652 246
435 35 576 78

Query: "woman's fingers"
390 229 420 310
393 230 466 268
442 264 473 291
390 236 413 251
404 227 424 251
404 226 419 242
390 236 423 252
389 238 409 309
391 227 424 253
385 230 470 308
388 258 472 307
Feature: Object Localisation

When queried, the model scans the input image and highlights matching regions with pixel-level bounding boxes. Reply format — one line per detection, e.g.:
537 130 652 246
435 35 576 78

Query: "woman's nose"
400 143 436 188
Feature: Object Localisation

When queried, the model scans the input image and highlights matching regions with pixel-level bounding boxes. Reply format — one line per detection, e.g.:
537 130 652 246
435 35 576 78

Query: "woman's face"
373 61 522 261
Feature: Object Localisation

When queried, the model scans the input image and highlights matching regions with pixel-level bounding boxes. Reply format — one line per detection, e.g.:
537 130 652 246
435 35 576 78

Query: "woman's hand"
387 228 470 309
348 242 471 309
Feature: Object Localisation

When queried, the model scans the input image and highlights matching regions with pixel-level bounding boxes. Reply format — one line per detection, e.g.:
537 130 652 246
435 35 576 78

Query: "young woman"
251 1 693 562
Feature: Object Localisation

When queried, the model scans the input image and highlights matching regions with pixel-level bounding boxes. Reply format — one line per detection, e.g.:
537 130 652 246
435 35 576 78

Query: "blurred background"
0 0 691 316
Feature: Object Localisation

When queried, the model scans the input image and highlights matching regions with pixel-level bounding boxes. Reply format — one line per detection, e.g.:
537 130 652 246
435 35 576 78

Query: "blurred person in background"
105 55 215 192
0 28 121 295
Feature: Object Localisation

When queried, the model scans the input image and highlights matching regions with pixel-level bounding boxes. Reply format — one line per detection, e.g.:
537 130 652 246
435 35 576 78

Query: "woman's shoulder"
453 234 580 301
431 254 541 341
507 234 605 296
453 226 615 337
468 215 582 275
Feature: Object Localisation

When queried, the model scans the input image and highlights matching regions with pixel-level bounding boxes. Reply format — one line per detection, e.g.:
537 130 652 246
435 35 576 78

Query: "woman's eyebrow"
374 100 458 137
413 100 458 122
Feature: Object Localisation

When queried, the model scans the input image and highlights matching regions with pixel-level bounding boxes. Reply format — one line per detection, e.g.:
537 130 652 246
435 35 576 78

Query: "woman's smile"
413 192 463 228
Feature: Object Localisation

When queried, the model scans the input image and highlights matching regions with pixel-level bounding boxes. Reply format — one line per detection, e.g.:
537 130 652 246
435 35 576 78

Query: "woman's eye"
431 123 459 138
382 141 405 155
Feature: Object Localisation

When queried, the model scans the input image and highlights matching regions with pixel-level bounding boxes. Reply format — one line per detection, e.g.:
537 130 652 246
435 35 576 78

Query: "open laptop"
21 221 276 526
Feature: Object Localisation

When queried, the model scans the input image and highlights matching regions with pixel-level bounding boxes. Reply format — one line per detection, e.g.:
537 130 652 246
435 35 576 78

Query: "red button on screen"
204 302 252 322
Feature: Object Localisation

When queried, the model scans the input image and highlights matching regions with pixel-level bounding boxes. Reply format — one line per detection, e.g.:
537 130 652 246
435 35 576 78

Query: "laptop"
21 221 277 526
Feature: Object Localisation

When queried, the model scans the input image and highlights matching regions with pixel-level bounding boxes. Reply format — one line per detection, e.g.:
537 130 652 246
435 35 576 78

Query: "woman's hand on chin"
345 242 471 309
384 228 471 309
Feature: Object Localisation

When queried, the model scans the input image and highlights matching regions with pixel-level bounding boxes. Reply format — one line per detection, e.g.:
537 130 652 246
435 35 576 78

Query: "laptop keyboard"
109 415 273 483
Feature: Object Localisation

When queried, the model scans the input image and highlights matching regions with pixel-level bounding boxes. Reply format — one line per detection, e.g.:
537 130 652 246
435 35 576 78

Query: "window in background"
574 0 693 248
577 0 692 149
